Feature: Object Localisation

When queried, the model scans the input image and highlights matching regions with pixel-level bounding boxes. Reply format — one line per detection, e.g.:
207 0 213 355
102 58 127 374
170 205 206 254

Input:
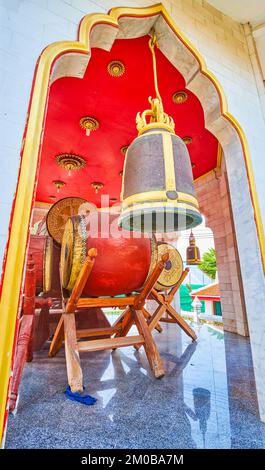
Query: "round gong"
46 197 87 245
154 242 183 291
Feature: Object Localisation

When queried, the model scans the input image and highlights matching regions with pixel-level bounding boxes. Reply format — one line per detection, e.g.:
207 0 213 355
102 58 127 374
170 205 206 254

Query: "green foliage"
198 248 217 280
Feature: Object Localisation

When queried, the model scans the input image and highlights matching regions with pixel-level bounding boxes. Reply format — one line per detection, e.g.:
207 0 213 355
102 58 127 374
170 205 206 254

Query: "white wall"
253 23 265 80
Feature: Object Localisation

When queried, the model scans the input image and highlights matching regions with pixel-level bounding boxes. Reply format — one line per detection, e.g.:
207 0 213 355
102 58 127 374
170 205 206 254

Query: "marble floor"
5 319 265 449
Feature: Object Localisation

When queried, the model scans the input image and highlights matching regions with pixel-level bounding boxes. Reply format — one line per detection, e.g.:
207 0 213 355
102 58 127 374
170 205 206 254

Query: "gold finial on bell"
186 230 201 265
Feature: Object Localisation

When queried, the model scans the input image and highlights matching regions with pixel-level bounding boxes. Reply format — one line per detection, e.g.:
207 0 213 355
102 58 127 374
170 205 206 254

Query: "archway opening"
1 4 265 441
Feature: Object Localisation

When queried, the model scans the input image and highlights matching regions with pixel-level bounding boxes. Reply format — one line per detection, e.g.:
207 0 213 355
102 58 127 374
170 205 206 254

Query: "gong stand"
49 249 169 392
145 267 197 342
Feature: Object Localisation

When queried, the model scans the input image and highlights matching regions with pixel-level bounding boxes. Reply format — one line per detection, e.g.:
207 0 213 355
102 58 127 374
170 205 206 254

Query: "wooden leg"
142 307 163 333
134 307 163 351
148 303 167 332
133 308 164 379
166 303 197 341
32 304 50 352
49 315 64 357
113 307 134 339
64 313 83 393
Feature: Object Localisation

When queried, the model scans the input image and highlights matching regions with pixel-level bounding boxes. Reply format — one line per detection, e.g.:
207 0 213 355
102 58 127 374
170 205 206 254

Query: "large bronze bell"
119 32 202 233
119 98 202 232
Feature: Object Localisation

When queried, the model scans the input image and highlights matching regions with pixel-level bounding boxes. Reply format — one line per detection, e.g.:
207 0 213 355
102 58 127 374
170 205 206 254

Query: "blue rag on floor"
65 386 97 405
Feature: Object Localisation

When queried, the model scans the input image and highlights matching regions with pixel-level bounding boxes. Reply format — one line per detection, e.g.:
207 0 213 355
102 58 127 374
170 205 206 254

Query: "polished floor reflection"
5 320 265 449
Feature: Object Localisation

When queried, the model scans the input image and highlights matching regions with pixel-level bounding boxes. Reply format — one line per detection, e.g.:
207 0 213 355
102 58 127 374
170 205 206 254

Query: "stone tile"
5 323 265 449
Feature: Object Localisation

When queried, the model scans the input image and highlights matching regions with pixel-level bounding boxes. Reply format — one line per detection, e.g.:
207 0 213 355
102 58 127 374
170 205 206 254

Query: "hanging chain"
136 30 175 132
148 31 163 106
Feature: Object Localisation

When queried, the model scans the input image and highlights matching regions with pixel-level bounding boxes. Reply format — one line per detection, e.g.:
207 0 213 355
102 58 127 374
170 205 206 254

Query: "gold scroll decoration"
46 197 87 245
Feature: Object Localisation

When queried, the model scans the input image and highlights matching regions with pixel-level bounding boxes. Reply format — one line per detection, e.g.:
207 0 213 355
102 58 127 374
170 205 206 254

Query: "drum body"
28 235 53 293
61 213 183 296
60 213 156 296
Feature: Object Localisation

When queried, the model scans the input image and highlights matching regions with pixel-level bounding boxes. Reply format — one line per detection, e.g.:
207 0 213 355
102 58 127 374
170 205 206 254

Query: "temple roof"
191 282 220 299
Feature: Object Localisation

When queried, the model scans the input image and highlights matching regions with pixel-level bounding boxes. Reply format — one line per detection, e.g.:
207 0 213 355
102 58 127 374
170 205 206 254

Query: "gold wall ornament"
91 182 104 194
79 116 99 136
120 145 128 155
52 180 65 193
56 153 86 176
183 136 193 145
108 60 125 77
172 91 188 104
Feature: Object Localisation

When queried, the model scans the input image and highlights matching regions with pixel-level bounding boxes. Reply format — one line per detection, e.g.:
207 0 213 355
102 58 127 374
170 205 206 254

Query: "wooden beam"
142 307 162 333
77 297 135 309
134 253 169 309
48 315 64 357
66 249 97 314
159 317 178 323
166 303 197 341
112 307 134 341
150 289 165 304
168 267 190 302
147 304 167 332
76 326 120 339
134 306 163 351
133 308 164 379
64 313 83 392
77 335 144 352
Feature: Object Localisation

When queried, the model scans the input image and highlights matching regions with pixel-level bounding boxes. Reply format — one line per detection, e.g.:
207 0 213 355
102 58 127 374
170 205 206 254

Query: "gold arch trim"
0 3 264 440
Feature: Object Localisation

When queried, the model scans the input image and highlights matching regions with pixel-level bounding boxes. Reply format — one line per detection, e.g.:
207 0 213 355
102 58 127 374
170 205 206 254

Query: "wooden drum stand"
49 248 197 393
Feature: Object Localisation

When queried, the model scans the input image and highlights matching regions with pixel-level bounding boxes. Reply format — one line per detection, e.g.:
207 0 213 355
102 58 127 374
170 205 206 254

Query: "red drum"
28 235 53 294
60 213 183 296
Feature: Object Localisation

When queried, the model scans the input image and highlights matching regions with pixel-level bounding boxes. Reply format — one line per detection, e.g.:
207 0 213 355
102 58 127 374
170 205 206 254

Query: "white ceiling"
207 0 265 26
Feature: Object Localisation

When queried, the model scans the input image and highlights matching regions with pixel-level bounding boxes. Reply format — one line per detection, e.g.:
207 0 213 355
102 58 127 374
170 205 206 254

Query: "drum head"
46 197 87 244
155 242 183 290
60 216 87 290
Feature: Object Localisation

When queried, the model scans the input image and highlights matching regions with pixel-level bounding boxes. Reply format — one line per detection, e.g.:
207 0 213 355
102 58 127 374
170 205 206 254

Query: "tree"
198 248 217 280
